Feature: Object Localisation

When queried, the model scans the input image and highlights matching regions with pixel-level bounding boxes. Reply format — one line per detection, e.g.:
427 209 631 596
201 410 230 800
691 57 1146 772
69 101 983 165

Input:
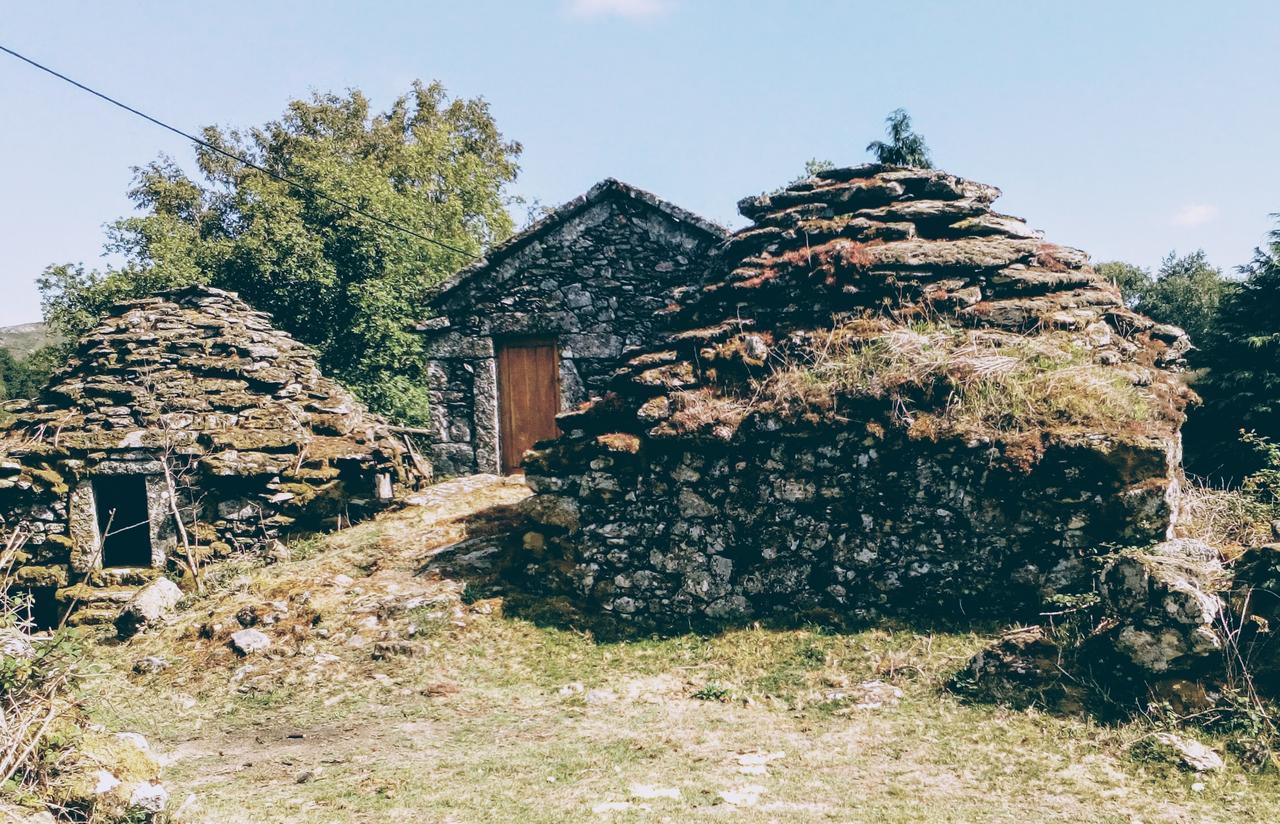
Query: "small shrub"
1241 430 1280 514
691 681 733 702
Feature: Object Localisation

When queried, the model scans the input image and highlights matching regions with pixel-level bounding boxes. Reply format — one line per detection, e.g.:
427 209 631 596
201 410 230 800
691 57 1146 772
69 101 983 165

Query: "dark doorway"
496 338 560 475
92 476 153 567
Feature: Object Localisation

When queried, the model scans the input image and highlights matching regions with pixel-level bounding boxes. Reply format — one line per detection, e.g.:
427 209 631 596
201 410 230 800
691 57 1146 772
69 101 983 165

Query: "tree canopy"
866 109 933 168
1186 219 1280 477
39 81 521 423
1097 251 1235 346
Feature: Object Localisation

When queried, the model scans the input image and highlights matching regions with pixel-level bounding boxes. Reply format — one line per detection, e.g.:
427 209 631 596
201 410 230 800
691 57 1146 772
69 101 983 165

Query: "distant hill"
0 321 59 359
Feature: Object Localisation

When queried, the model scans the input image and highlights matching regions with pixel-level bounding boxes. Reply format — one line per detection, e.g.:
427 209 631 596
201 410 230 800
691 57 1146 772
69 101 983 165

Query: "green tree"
8 345 63 399
866 109 933 168
39 81 521 423
1094 252 1232 346
1095 260 1151 309
1144 251 1233 346
1189 220 1280 477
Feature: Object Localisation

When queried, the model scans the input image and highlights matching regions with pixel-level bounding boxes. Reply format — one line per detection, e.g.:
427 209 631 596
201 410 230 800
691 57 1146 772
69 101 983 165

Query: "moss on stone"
12 564 69 588
28 464 69 496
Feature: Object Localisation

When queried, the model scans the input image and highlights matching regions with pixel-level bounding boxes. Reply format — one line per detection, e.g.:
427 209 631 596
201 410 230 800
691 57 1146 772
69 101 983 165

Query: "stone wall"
420 180 724 476
521 417 1180 625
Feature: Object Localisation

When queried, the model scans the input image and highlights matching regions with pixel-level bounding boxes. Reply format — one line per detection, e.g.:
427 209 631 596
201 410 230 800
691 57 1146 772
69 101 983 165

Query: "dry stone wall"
519 165 1194 628
523 416 1179 624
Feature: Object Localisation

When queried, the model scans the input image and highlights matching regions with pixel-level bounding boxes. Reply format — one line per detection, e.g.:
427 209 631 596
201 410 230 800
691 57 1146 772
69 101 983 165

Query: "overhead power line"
0 43 476 258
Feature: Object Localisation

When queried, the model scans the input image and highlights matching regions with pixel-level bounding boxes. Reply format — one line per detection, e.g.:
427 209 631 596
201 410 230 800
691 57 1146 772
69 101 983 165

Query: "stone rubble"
1144 733 1225 773
115 576 183 638
229 628 272 656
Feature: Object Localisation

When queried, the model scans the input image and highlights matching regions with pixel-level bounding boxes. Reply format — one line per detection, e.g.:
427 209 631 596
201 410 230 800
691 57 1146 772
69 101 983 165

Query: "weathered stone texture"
522 421 1178 623
519 165 1193 627
0 285 426 620
419 179 725 476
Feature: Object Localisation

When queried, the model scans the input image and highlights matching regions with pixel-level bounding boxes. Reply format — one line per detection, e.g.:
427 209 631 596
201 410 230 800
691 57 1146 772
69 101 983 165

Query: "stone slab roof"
423 178 728 314
551 164 1194 448
0 284 420 481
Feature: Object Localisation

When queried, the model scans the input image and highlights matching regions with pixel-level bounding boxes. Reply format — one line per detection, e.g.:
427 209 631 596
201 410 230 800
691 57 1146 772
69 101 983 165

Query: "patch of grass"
762 320 1157 439
64 478 1280 823
1178 476 1274 551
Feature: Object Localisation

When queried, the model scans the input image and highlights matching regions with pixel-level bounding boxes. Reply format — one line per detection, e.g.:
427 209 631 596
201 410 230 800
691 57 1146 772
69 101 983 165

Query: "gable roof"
426 178 727 310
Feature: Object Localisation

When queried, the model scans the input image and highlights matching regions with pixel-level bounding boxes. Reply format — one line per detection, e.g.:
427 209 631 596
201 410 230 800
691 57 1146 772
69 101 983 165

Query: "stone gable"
419 179 726 476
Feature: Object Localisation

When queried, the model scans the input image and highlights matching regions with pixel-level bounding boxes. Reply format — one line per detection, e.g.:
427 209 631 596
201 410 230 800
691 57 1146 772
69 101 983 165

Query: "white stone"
230 628 272 656
93 769 121 795
1150 733 1224 772
116 577 183 637
0 630 35 659
128 781 169 814
718 784 766 806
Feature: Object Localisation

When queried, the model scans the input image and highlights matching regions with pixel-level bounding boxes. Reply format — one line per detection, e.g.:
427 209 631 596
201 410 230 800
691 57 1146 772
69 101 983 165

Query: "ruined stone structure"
418 179 725 477
0 285 426 625
520 165 1194 626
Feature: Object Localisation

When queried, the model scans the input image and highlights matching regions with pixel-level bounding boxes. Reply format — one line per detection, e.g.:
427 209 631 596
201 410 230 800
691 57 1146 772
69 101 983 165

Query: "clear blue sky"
1 0 1277 327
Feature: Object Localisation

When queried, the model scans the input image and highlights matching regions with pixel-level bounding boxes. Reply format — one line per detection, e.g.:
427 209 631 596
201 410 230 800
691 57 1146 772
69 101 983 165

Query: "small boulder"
115 577 183 639
128 781 170 815
954 626 1078 709
1097 547 1224 673
1142 732 1225 773
132 655 170 675
0 629 35 659
230 628 271 656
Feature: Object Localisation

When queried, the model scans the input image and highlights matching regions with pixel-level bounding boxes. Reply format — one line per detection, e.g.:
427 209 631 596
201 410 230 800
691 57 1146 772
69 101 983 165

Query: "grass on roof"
759 320 1156 440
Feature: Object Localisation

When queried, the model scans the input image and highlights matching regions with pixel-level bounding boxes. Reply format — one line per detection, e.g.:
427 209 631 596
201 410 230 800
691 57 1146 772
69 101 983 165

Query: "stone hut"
0 285 426 625
520 165 1195 626
418 178 726 477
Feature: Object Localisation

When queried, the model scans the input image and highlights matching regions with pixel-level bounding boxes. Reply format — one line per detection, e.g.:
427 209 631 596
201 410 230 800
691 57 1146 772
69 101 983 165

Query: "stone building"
520 165 1195 626
418 178 725 476
0 285 427 625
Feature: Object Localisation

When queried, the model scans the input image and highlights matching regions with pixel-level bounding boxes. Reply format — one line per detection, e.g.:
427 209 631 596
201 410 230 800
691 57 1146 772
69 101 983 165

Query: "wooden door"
497 338 560 474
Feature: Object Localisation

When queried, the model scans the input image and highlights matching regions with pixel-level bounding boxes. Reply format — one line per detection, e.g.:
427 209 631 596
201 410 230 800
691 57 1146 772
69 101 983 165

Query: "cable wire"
0 43 477 258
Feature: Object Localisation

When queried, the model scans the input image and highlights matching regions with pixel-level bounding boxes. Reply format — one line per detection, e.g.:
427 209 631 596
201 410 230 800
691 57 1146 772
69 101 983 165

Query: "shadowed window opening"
93 476 152 567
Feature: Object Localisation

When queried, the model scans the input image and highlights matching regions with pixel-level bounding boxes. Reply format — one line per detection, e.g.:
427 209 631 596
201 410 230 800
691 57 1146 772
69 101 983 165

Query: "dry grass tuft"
661 389 750 440
1178 477 1275 552
761 320 1155 439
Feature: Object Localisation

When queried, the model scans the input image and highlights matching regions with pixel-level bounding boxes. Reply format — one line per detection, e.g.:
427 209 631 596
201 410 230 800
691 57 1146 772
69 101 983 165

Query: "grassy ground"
72 477 1280 823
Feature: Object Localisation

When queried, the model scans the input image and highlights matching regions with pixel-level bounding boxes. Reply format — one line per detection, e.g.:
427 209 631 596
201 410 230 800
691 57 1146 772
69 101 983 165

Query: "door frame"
495 336 561 475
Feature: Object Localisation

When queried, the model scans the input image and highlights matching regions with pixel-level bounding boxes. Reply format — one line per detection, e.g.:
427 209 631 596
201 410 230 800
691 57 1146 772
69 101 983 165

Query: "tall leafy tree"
1095 260 1151 309
1098 251 1234 346
866 109 933 168
1188 220 1280 477
1143 251 1234 347
40 82 521 423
